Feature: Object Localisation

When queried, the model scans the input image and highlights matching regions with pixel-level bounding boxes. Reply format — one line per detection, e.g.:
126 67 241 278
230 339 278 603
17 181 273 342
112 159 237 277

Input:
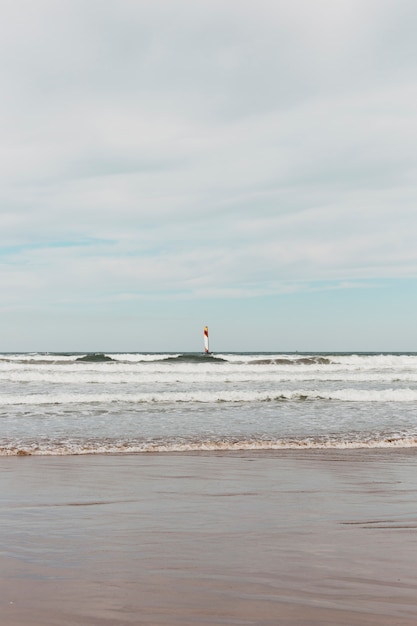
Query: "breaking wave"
1 388 417 405
250 356 332 365
75 353 116 362
163 354 227 364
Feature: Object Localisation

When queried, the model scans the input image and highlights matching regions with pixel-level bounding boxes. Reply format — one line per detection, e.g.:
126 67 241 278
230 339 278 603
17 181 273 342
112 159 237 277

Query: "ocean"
1 351 417 456
3 351 417 624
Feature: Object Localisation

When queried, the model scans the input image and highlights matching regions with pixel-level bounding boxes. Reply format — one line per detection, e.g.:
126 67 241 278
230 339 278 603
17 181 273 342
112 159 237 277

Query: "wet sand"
1 449 417 625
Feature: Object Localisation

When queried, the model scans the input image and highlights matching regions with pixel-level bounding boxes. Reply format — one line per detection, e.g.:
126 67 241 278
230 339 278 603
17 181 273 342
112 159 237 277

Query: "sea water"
1 352 417 455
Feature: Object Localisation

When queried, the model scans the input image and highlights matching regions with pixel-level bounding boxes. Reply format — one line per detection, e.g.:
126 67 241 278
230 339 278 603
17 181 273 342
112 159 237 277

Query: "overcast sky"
1 0 416 352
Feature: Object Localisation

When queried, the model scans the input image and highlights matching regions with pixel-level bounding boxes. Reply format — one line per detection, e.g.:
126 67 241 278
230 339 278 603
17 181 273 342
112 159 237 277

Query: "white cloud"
1 0 417 343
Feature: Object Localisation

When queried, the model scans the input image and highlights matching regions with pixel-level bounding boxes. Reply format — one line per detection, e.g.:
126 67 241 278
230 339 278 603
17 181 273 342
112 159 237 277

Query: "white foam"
1 367 417 385
1 387 416 406
109 353 179 362
2 435 417 456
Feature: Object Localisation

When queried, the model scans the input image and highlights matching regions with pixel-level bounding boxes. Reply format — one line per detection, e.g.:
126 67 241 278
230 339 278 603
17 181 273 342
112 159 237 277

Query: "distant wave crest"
75 353 116 363
251 356 332 365
163 354 227 364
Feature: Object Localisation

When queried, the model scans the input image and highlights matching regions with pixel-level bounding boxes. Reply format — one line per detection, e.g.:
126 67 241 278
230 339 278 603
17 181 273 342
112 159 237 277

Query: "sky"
1 0 417 352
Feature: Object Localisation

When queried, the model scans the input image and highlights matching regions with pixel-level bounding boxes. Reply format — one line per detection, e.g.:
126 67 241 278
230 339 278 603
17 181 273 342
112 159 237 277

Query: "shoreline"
2 449 417 625
3 440 417 457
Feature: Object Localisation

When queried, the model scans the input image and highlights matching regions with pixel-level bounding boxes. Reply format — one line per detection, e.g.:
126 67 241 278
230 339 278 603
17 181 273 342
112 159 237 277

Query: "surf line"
204 325 210 354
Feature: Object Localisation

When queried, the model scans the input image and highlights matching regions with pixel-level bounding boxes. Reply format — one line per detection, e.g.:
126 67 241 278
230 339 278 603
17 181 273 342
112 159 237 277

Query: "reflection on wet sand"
1 450 417 625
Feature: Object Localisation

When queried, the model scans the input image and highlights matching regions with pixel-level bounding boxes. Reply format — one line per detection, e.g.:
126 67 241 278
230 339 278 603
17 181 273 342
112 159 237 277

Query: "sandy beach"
1 450 417 625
